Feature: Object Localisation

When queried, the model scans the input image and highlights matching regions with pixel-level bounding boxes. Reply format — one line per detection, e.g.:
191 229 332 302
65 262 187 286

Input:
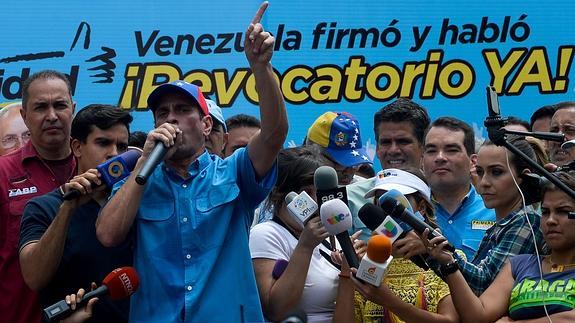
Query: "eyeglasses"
1 132 31 149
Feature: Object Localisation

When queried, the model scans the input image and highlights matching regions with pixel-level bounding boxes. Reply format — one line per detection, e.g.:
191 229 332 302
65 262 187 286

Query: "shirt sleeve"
18 193 60 253
249 223 291 261
233 147 278 210
456 214 538 295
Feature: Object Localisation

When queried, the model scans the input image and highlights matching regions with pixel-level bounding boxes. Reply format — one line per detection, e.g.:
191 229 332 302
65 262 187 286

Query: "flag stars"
350 141 357 148
351 150 360 156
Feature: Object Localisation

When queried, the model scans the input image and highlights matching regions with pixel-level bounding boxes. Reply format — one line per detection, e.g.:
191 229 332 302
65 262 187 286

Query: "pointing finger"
251 1 269 25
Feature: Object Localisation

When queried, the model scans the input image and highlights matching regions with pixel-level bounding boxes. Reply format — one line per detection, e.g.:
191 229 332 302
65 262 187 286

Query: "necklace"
546 257 575 273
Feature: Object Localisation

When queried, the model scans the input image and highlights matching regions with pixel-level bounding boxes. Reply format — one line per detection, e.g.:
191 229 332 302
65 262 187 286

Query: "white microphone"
285 191 319 227
356 235 393 286
319 199 359 268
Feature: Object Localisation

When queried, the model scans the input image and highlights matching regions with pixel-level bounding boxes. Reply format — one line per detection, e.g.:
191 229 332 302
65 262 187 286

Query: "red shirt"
0 141 76 323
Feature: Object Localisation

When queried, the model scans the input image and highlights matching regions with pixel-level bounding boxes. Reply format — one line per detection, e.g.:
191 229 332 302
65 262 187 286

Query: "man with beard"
549 102 575 166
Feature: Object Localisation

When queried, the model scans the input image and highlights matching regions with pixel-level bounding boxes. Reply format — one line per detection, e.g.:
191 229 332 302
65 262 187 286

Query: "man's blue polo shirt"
114 148 276 323
434 185 496 260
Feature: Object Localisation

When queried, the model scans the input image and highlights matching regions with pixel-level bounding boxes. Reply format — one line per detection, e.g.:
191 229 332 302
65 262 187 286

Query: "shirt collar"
21 140 40 161
431 184 473 207
163 149 212 179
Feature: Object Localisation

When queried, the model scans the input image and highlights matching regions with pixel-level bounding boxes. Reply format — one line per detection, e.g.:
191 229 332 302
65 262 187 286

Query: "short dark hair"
128 131 148 149
428 117 475 156
22 70 73 109
506 116 530 131
71 104 133 142
554 101 575 113
225 114 261 131
373 99 430 145
529 104 557 130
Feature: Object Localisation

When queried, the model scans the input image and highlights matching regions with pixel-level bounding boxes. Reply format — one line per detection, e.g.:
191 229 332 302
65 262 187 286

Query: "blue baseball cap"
147 81 209 116
307 111 372 167
206 99 227 132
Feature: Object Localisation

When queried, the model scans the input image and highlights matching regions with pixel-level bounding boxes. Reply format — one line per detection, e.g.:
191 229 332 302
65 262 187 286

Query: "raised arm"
244 2 288 178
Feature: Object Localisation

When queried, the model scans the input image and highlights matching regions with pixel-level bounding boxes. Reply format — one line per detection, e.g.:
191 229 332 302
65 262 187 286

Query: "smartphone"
486 86 500 118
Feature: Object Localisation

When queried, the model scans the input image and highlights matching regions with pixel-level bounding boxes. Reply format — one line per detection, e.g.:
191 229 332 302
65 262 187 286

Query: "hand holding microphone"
62 148 142 201
136 123 181 185
43 267 140 322
380 195 455 253
355 235 393 286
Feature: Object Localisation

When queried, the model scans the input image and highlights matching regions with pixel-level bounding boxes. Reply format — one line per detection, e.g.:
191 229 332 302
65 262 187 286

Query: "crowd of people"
1 2 575 322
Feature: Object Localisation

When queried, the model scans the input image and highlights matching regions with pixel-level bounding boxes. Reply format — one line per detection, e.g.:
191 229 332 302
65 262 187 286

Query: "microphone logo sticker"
107 160 125 179
367 266 376 275
327 212 349 225
382 221 398 238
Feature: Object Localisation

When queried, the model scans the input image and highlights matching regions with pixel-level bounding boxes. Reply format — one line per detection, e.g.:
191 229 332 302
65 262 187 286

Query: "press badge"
471 220 495 230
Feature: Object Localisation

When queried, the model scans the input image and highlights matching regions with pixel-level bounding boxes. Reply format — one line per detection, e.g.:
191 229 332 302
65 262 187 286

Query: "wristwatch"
439 260 460 277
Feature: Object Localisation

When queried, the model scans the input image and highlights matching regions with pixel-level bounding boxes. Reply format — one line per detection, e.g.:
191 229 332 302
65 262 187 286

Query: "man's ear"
203 115 213 136
71 138 82 158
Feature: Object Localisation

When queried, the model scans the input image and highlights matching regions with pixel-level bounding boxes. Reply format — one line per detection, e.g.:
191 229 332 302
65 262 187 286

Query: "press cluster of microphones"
280 165 457 291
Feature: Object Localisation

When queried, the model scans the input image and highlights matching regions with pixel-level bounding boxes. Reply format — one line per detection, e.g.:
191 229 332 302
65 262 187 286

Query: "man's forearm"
96 158 146 247
20 203 75 290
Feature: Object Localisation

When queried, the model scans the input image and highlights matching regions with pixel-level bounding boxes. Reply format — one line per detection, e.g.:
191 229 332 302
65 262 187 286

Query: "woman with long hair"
249 146 360 322
423 169 575 322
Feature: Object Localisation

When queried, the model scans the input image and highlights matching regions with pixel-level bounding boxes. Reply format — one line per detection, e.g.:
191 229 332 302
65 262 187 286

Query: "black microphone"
135 141 168 185
358 204 429 270
63 148 142 200
314 166 348 208
380 197 455 252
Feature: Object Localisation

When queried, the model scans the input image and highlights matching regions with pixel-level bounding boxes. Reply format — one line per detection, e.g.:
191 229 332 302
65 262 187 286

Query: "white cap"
364 169 431 202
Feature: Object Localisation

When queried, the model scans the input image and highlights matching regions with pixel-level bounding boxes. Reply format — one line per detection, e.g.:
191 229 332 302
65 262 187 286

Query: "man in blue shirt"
96 3 288 322
422 117 496 260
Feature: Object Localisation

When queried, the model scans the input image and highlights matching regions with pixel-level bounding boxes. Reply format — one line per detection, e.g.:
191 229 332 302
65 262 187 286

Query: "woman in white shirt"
249 146 358 322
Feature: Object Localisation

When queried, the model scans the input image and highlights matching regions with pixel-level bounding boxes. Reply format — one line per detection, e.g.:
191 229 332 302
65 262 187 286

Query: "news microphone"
285 191 319 227
319 199 359 269
378 190 427 232
356 235 393 286
358 204 404 243
380 197 456 252
314 166 348 208
43 267 140 322
358 203 429 270
63 148 143 200
135 141 168 185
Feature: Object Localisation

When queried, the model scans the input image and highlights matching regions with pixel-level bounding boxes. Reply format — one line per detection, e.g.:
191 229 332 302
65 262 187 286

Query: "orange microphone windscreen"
366 235 392 263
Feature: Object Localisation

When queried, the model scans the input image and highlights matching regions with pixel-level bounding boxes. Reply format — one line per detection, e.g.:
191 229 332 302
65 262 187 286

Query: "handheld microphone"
135 141 168 185
285 191 319 227
43 267 140 322
63 148 143 200
358 203 429 270
358 204 404 243
380 197 456 252
378 190 427 232
314 166 348 208
319 199 359 269
356 235 393 286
